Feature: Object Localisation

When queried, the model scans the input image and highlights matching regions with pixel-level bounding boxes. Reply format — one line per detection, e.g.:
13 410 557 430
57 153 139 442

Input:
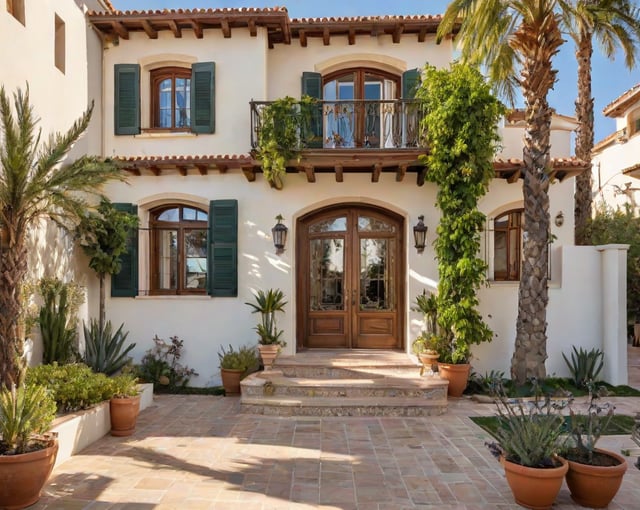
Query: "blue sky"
113 0 639 143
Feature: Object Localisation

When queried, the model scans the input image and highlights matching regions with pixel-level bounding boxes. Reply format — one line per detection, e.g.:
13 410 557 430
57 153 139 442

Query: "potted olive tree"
245 289 287 369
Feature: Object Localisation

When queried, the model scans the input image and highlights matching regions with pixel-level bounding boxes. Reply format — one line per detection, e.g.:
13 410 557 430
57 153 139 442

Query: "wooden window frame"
7 0 25 25
149 67 191 131
493 209 523 281
323 68 401 100
149 205 207 295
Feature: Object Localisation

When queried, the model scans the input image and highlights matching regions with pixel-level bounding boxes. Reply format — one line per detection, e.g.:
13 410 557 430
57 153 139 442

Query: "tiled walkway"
34 347 640 510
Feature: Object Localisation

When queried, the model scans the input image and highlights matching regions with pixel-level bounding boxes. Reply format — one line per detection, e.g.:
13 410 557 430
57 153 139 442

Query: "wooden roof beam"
335 164 343 182
348 27 356 45
167 20 182 38
195 164 208 175
242 166 257 182
418 26 428 42
396 164 407 182
125 167 141 176
392 24 404 44
248 19 257 37
417 168 427 186
304 165 316 183
110 21 129 40
323 27 330 46
221 19 231 38
188 19 203 39
177 165 188 176
140 20 158 39
217 164 229 174
299 28 307 47
149 165 161 176
506 169 521 183
372 163 382 183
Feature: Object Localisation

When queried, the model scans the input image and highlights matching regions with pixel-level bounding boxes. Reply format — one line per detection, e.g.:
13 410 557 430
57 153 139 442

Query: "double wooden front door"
297 205 404 349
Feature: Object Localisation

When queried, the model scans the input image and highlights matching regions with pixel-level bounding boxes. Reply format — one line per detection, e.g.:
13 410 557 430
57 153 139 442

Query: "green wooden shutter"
111 203 138 297
114 64 140 135
207 200 237 297
301 71 323 148
191 62 215 134
402 68 421 99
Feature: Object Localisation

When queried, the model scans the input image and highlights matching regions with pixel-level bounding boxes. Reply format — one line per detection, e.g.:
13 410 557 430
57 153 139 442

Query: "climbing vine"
416 62 505 363
255 95 316 190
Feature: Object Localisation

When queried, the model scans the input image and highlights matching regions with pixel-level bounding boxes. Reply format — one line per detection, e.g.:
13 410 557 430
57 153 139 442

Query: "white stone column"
597 244 630 386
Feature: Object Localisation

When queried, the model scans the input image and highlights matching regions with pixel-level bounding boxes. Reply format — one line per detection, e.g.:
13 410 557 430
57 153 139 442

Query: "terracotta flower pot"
501 456 568 510
220 368 244 395
565 448 628 508
418 352 439 375
437 362 470 397
110 395 141 437
0 438 58 510
258 344 279 370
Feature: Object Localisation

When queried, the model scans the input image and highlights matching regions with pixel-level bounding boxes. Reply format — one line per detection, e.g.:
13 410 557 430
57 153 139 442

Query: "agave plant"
83 319 135 376
245 289 287 346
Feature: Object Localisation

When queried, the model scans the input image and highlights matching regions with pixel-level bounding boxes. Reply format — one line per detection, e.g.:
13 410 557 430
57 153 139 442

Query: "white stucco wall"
592 135 640 213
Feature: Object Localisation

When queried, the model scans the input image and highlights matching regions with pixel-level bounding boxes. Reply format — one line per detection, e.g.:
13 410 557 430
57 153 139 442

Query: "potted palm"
486 387 569 510
561 384 628 508
108 373 140 437
218 344 259 395
412 292 440 375
0 380 58 509
245 289 287 370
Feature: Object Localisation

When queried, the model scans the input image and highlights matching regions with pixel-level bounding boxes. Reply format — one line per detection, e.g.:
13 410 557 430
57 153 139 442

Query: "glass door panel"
309 238 345 311
359 238 395 311
157 229 177 290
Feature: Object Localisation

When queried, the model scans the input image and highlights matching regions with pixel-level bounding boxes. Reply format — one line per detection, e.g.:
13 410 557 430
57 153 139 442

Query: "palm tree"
0 86 123 389
568 0 640 245
438 0 567 384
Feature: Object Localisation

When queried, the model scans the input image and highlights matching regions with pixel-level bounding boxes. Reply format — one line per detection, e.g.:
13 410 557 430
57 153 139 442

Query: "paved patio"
33 347 640 510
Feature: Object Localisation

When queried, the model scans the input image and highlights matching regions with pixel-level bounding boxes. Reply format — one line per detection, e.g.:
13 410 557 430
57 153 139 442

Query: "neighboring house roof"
87 8 454 47
505 109 579 130
116 153 588 183
592 129 626 154
602 83 640 117
622 162 640 179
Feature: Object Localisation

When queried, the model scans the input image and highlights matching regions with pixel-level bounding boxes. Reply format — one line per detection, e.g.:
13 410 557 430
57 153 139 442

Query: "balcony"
250 99 427 151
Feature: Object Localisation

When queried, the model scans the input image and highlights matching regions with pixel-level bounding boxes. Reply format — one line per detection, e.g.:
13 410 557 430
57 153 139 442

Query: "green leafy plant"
245 289 287 346
467 369 508 396
136 335 198 391
218 344 259 372
109 373 139 399
254 96 316 189
83 319 136 376
486 383 568 468
416 62 504 364
0 383 57 455
562 346 604 388
36 277 85 364
27 363 113 413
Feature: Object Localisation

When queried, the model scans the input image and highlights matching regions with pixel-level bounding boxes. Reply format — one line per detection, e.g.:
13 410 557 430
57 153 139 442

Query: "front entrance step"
239 350 449 417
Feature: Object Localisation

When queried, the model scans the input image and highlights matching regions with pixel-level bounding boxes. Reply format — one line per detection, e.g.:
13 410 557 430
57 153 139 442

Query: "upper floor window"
150 205 208 295
7 0 25 25
629 108 640 137
494 209 523 281
151 67 191 129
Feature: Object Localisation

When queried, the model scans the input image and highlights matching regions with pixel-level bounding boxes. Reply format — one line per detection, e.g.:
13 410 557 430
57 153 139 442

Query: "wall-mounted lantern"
413 215 428 254
554 211 565 227
272 214 288 255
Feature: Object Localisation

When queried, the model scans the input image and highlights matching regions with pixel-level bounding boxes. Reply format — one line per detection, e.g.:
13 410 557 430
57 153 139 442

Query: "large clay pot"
110 395 141 437
220 368 244 395
437 362 470 397
565 448 628 508
258 344 279 370
0 438 58 510
501 456 568 510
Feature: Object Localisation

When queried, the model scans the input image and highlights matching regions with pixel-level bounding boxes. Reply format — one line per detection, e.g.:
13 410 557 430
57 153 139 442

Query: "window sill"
136 131 197 139
135 294 212 300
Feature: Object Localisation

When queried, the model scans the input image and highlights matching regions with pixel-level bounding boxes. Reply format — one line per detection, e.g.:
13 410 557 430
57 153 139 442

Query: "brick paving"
33 346 640 510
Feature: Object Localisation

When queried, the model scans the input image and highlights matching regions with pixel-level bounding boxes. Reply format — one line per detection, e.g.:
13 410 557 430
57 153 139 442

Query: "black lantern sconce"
413 215 428 254
554 211 565 227
272 214 288 255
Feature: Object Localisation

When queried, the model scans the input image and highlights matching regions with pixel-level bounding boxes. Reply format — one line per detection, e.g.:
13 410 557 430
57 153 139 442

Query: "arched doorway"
296 204 405 350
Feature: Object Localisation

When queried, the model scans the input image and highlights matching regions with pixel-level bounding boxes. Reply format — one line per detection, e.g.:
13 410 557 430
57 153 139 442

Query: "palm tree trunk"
510 18 563 385
0 223 28 389
574 29 594 245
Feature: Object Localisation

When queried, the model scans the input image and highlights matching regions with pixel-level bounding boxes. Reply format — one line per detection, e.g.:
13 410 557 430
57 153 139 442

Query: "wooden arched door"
297 205 404 349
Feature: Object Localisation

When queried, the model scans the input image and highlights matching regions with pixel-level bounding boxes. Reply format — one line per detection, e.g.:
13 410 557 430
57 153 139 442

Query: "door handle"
351 289 357 306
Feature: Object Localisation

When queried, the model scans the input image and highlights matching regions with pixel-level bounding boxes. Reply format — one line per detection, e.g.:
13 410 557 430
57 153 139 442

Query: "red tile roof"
602 84 640 117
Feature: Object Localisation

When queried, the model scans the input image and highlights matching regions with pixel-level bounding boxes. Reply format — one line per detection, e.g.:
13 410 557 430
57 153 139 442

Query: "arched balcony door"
297 204 404 349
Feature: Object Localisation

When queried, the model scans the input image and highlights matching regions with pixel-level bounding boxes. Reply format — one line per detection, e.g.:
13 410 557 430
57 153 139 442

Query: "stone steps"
239 350 449 417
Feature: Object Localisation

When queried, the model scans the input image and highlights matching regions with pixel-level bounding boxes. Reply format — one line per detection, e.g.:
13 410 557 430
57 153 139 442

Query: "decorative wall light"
272 214 288 254
413 215 428 253
554 211 565 227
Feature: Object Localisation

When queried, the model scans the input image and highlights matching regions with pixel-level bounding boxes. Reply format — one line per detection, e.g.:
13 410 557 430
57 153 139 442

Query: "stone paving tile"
32 365 640 510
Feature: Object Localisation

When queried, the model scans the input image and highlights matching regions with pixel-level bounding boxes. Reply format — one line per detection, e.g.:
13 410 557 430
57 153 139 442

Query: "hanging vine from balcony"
416 62 504 363
254 96 316 190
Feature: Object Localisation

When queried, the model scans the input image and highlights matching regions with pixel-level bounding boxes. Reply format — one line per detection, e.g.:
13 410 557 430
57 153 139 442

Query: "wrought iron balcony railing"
250 99 427 151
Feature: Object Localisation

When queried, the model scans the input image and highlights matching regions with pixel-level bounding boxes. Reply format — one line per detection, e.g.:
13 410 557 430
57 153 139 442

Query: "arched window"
150 205 207 294
150 67 191 129
494 209 523 281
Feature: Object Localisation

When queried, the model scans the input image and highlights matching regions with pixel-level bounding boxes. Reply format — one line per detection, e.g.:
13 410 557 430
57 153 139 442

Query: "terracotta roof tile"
88 6 288 16
603 84 640 117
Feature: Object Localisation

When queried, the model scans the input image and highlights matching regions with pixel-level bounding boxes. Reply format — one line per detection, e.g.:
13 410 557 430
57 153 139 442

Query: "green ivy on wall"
417 62 505 363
